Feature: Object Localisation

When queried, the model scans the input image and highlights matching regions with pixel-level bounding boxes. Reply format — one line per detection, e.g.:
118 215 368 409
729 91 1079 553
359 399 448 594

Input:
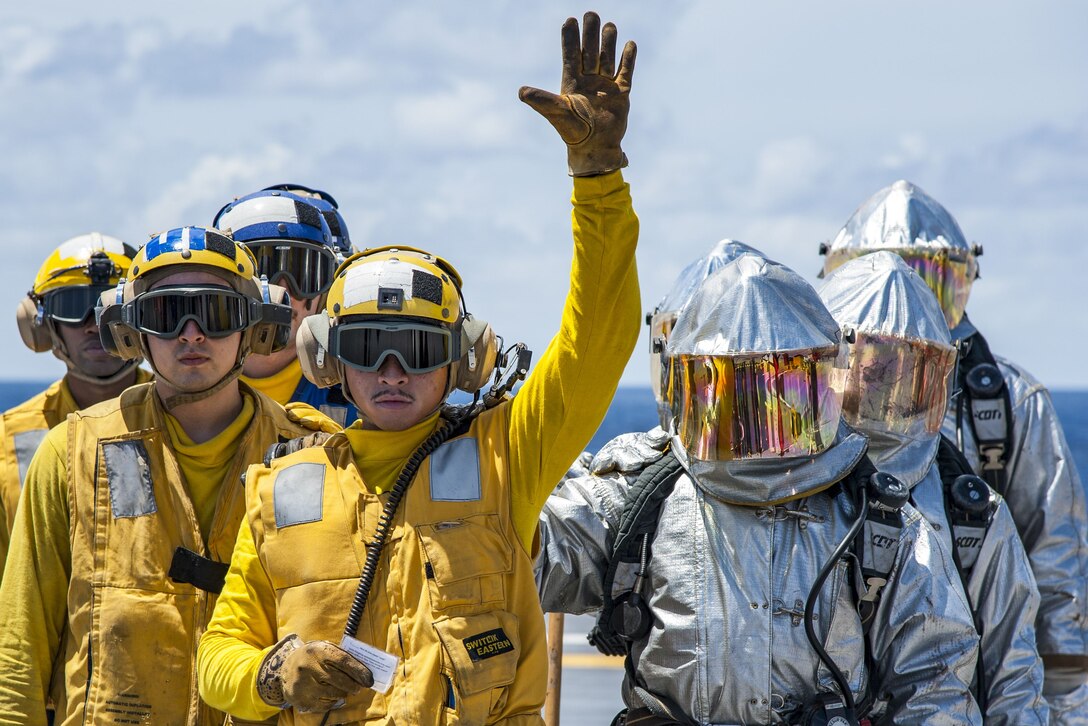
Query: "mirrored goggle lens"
898 251 977 329
332 323 453 373
841 332 957 438
132 288 250 339
248 242 337 299
42 285 113 324
666 349 843 462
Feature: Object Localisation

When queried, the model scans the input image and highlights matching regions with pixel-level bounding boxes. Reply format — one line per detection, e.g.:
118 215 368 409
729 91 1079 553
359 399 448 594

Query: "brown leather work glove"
257 635 374 713
520 11 637 177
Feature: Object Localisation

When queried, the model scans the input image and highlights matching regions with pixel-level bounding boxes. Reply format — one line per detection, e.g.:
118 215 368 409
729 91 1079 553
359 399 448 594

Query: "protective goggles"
123 286 253 339
39 285 114 325
246 240 338 299
329 320 455 374
665 348 844 461
841 331 957 439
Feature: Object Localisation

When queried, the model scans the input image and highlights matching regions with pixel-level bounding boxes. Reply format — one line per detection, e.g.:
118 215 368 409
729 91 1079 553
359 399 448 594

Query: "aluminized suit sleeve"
535 472 627 615
967 498 1049 724
868 508 983 725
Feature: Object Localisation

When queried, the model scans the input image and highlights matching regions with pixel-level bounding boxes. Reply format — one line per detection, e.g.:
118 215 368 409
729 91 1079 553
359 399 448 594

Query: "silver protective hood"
666 255 855 503
668 254 840 358
654 239 768 317
822 180 971 270
818 252 953 487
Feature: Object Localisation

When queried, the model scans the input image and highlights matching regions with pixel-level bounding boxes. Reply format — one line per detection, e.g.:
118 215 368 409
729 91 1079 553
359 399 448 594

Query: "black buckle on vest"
168 546 229 594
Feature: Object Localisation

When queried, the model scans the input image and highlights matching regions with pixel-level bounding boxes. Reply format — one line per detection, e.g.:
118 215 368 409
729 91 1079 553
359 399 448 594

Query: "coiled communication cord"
319 406 476 725
804 484 869 717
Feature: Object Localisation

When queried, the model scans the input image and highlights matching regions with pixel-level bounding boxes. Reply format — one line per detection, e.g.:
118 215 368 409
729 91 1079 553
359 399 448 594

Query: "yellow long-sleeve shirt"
0 391 256 724
197 170 641 720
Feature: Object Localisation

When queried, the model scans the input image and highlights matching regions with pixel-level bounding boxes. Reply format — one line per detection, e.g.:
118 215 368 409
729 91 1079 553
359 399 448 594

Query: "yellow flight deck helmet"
297 245 498 402
97 226 293 407
17 232 140 384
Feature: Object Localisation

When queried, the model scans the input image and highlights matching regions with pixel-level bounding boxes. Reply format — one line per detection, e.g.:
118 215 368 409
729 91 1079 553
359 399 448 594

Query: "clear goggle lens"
130 286 251 339
40 285 115 325
666 348 844 462
247 240 338 299
841 331 957 438
331 321 454 374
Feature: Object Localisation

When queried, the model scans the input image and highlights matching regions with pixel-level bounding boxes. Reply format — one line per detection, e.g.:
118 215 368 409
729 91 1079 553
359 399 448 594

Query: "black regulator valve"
965 363 1004 397
803 691 858 726
950 474 994 517
867 472 909 512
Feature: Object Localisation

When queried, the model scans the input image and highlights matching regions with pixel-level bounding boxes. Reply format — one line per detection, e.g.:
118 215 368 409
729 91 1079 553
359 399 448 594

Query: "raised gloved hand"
520 11 637 177
257 634 374 713
591 427 669 475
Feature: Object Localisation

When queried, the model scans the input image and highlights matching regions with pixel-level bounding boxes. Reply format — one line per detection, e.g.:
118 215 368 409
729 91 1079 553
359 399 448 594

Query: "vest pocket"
417 514 512 611
433 611 520 724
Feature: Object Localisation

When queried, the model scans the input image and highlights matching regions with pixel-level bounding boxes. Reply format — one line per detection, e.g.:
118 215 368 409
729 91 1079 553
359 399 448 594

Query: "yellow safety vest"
248 403 547 725
61 382 312 726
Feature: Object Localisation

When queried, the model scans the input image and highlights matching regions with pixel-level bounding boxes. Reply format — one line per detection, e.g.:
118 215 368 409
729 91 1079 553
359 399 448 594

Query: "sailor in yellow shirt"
197 12 640 724
0 234 150 579
0 226 338 725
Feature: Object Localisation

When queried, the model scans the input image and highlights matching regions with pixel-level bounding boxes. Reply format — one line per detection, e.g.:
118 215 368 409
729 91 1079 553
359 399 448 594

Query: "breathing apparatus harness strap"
933 433 997 714
955 325 1013 497
588 452 685 657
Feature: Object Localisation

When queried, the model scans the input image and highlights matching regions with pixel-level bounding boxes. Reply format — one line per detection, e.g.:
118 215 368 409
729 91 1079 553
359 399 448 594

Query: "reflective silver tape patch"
13 428 48 488
104 441 156 518
970 398 1007 442
274 462 325 528
429 438 481 502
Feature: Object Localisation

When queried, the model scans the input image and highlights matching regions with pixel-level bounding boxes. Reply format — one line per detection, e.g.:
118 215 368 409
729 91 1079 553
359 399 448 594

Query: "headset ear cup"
455 316 497 393
16 297 53 353
297 315 341 389
96 302 142 361
248 283 293 356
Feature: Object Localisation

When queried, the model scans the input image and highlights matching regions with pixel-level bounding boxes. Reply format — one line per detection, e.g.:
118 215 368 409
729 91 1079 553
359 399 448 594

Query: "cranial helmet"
819 180 981 328
261 183 353 256
647 240 772 427
17 232 140 384
213 189 345 306
97 226 293 407
297 245 497 406
818 251 957 486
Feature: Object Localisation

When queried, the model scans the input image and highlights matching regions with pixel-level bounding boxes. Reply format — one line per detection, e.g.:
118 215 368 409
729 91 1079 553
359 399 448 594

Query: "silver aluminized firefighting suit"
819 251 1047 724
537 254 982 725
824 180 1088 722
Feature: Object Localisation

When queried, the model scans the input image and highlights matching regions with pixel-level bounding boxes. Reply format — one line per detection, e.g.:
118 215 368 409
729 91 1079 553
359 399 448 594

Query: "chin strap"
65 357 141 386
158 361 244 411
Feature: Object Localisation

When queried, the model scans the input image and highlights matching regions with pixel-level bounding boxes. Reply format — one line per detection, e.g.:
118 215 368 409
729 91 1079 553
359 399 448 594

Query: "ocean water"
1 381 1085 481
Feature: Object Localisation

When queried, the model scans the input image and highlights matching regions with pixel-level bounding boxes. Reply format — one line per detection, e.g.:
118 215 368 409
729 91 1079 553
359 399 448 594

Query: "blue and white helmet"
212 189 342 301
262 183 353 256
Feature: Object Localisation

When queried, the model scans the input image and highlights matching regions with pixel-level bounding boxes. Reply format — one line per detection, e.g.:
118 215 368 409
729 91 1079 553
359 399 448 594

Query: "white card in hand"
339 635 400 694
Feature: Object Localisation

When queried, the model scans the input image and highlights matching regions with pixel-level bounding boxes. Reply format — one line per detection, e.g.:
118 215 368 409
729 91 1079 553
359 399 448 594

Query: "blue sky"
2 1 1086 387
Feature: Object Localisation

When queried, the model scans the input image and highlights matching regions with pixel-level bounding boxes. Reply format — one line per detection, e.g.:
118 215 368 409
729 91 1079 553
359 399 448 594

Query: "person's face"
144 271 242 395
345 355 448 431
54 315 128 379
241 293 310 378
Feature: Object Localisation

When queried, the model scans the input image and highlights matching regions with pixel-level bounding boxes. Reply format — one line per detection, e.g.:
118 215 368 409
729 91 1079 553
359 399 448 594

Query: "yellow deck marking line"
561 652 625 669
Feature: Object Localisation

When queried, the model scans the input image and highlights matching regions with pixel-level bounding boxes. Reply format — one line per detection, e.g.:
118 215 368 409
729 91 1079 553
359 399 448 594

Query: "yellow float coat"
197 170 641 723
